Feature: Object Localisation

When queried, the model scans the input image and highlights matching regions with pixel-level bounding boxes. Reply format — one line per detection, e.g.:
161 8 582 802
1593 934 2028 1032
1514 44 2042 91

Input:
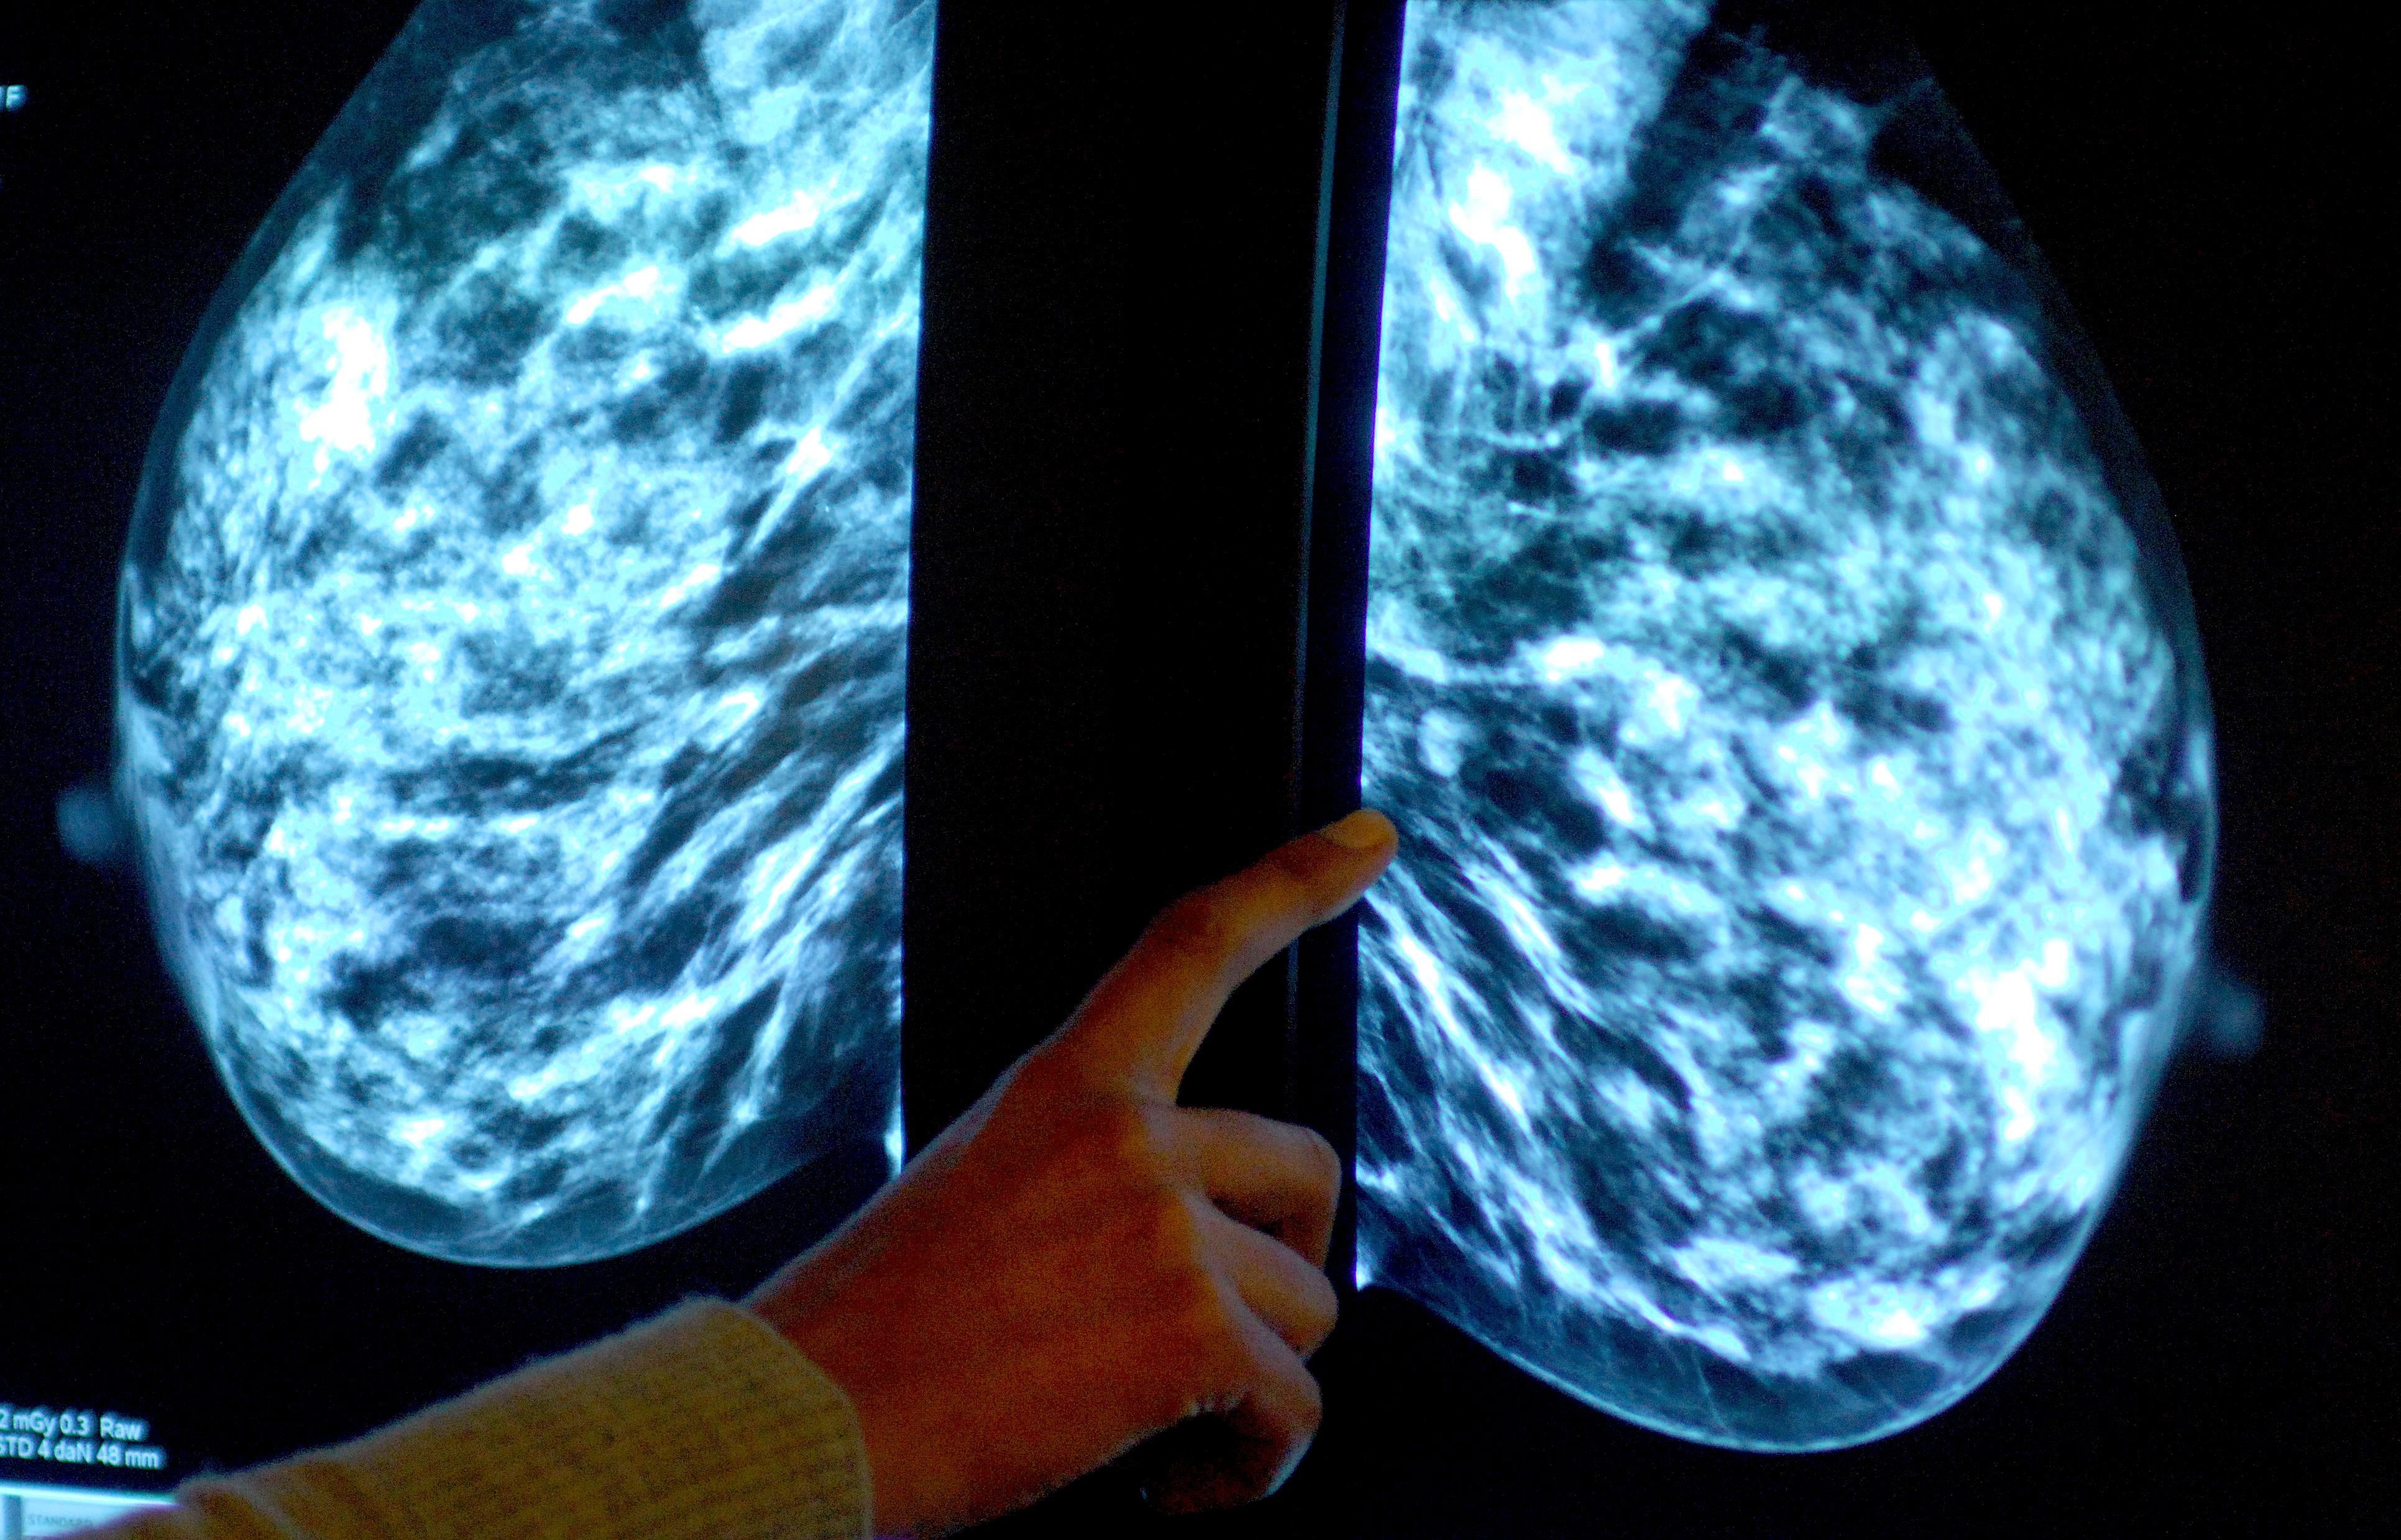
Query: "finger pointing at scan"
746 810 1398 1537
1049 807 1398 1101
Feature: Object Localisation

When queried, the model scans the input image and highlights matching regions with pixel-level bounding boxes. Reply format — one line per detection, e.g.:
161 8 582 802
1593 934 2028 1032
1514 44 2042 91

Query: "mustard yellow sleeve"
88 1299 870 1540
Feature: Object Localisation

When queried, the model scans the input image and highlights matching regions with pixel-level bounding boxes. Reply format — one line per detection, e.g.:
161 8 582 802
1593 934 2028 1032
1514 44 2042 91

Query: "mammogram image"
117 0 931 1266
1357 0 2215 1447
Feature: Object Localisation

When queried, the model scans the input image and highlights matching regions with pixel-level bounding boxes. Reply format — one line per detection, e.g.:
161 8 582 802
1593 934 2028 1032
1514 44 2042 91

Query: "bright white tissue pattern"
1357 1 2216 1447
116 0 931 1267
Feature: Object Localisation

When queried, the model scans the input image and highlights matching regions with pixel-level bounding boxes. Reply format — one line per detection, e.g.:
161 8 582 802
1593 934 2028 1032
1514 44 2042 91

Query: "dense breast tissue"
116 0 930 1266
1357 0 2215 1446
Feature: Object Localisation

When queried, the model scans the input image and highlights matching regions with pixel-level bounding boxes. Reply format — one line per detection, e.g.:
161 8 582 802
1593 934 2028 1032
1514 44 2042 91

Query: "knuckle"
1290 1385 1326 1454
1290 1368 1326 1431
1075 1097 1164 1178
1262 843 1338 909
1260 840 1323 887
1145 1280 1226 1378
1168 1259 1224 1326
1298 1127 1342 1194
1145 891 1242 969
1137 1185 1209 1269
1300 1270 1341 1350
1142 1206 1231 1311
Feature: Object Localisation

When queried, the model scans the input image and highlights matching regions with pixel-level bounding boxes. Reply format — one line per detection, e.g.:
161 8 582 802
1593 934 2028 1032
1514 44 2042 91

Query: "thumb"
1048 810 1397 1102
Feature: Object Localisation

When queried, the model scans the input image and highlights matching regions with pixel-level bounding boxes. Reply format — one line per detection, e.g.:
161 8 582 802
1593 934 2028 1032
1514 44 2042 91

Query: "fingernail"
1316 809 1393 850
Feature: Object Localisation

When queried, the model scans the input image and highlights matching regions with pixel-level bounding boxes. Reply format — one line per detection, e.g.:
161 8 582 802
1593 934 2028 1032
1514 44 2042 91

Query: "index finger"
1050 810 1397 1101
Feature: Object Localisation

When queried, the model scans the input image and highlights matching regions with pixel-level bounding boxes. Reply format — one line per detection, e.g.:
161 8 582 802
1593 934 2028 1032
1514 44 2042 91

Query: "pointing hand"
747 810 1398 1536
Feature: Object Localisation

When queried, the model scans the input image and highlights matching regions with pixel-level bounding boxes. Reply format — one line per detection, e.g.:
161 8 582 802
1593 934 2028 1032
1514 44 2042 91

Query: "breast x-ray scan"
1352 1 2216 1449
1 0 2375 1526
97 0 2210 1453
115 0 932 1267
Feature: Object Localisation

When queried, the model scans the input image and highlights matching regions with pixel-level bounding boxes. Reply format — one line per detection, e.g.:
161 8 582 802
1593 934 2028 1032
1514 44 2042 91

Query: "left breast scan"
116 0 934 1267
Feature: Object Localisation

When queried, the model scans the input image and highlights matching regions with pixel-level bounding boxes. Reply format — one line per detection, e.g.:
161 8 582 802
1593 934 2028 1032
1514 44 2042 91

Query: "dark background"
0 1 2388 1534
